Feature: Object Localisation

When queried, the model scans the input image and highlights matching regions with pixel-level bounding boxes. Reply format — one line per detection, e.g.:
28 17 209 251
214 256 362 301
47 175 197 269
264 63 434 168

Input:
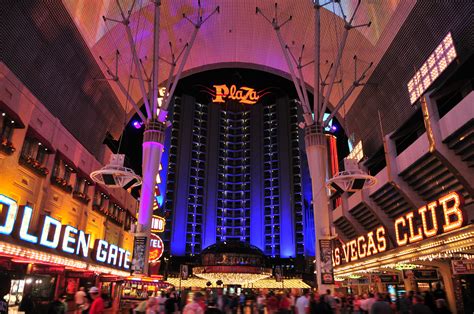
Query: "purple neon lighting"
138 141 164 227
132 120 143 129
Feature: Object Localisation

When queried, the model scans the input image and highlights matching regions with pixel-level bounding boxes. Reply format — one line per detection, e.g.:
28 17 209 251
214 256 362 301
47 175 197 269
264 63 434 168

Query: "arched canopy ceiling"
63 0 415 118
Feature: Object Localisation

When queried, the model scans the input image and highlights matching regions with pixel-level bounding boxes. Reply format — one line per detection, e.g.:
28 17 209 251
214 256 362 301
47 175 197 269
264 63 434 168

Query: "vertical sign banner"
132 236 147 275
319 239 335 284
180 264 189 280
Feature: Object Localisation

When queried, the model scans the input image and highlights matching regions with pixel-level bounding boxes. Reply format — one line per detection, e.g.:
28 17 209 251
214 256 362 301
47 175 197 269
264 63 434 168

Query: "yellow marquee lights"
0 241 130 277
0 241 88 269
334 226 474 277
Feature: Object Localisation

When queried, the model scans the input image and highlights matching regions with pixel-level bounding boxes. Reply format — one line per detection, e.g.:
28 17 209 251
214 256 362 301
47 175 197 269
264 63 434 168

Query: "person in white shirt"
361 293 376 313
156 291 167 314
74 287 87 313
295 290 310 314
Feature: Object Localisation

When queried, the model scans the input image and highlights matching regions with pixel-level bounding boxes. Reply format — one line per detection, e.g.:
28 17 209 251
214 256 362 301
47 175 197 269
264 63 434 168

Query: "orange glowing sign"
333 191 465 266
212 84 262 104
151 215 165 233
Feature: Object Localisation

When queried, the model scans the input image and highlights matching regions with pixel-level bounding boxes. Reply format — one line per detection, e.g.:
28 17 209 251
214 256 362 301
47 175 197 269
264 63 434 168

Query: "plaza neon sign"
212 84 263 105
0 195 131 270
333 191 465 266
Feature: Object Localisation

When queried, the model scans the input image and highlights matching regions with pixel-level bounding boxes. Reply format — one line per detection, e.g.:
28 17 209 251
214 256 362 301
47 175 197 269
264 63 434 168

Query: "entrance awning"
334 224 474 277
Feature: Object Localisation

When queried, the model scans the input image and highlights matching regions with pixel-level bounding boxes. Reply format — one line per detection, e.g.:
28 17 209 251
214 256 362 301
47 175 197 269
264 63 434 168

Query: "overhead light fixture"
327 158 377 193
90 154 142 189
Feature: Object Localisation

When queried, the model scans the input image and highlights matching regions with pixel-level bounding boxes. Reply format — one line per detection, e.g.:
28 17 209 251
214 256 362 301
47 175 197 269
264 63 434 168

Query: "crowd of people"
0 271 453 314
130 285 451 314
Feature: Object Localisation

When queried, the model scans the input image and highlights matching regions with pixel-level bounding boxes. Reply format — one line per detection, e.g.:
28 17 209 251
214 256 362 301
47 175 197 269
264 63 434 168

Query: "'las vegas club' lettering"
0 195 131 270
333 191 464 266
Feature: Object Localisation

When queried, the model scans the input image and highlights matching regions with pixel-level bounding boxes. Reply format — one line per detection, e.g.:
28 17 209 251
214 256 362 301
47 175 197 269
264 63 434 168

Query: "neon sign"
333 226 387 265
0 195 131 270
151 215 165 233
212 85 262 105
149 233 164 262
333 191 465 266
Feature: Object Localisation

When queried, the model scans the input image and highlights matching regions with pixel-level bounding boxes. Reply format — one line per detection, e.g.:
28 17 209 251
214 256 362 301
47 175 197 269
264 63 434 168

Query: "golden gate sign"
212 84 261 105
333 191 465 266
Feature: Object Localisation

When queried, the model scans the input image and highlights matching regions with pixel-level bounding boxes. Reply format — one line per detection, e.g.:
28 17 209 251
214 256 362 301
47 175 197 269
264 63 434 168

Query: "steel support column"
305 124 333 292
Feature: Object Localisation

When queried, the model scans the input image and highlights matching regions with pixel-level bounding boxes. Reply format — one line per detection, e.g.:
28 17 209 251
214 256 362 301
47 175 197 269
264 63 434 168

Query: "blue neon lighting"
61 225 78 254
0 194 19 235
19 206 38 243
39 216 62 249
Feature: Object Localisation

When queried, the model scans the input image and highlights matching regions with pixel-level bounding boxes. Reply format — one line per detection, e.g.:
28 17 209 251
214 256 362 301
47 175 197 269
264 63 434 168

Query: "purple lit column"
136 120 165 274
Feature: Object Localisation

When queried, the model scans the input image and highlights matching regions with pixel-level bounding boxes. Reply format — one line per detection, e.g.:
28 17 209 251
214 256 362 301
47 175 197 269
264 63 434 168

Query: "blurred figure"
229 294 238 314
81 295 92 314
165 292 178 314
215 290 229 313
397 292 412 314
19 293 36 314
183 292 204 314
47 295 67 314
0 274 11 314
239 293 246 314
135 299 148 314
433 283 446 301
312 294 332 314
205 299 222 314
157 291 167 314
279 293 292 314
288 292 296 314
360 293 375 314
435 299 451 314
146 297 159 314
353 295 362 314
295 290 310 314
412 294 433 314
256 292 266 314
423 292 436 313
266 292 279 314
369 293 392 314
325 289 341 313
89 287 104 314
75 287 87 313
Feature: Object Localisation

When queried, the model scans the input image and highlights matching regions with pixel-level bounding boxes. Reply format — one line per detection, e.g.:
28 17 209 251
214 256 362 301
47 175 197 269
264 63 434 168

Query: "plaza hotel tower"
157 83 319 259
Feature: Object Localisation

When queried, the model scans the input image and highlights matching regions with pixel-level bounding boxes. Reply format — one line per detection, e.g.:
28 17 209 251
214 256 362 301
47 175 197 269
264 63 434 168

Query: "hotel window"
19 130 53 176
93 188 108 210
0 114 14 142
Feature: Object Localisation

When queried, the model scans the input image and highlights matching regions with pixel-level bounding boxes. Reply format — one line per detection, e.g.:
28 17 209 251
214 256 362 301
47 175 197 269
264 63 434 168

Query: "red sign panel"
149 234 164 263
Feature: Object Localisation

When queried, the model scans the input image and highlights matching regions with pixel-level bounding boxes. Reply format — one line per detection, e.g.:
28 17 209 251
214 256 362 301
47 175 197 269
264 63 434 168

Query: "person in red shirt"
278 293 291 314
266 292 279 314
88 287 104 314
